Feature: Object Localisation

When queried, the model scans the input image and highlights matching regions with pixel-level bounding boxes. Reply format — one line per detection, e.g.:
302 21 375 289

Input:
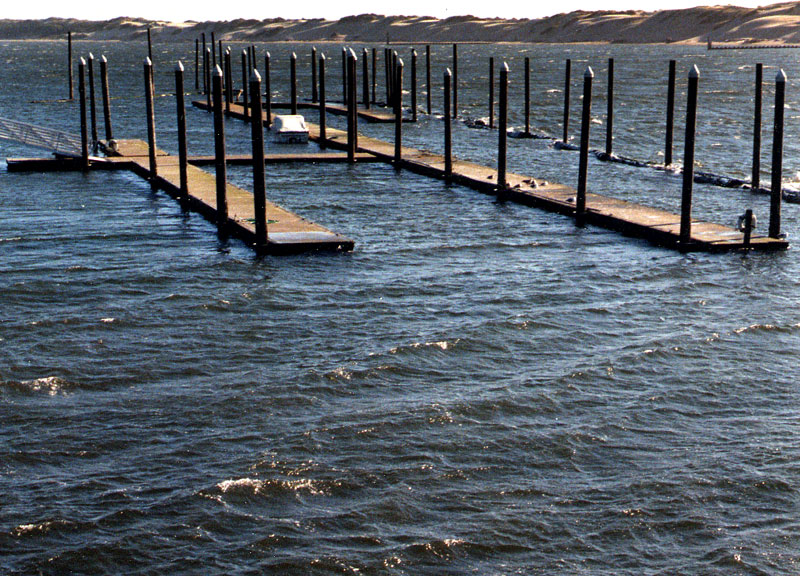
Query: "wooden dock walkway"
269 101 399 123
7 141 354 255
194 99 788 252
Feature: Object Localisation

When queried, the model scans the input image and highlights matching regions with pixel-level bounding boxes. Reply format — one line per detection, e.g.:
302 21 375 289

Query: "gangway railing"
0 117 83 157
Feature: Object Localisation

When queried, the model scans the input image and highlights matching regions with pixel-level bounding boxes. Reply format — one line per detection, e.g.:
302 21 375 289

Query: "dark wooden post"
394 58 404 164
562 58 571 144
264 53 271 127
247 46 253 77
385 48 391 104
241 50 249 119
68 32 74 100
372 47 377 104
147 27 152 61
524 56 530 135
143 57 157 180
209 32 215 75
769 69 786 239
87 53 98 149
319 53 327 148
311 47 318 103
249 69 268 250
347 50 357 163
752 63 763 190
665 59 676 165
489 57 494 128
392 51 398 106
680 65 699 246
78 58 88 170
497 62 509 194
426 44 431 115
218 39 223 70
212 65 228 233
576 67 594 225
411 49 417 122
606 57 614 157
195 38 199 90
363 48 370 109
202 33 207 94
100 55 113 141
205 48 212 107
452 43 458 118
444 68 452 178
175 61 188 201
224 49 232 114
342 47 348 104
290 52 298 115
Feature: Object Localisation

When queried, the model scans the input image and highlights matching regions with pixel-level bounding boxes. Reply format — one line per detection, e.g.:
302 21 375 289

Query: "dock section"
194 99 788 252
7 139 354 255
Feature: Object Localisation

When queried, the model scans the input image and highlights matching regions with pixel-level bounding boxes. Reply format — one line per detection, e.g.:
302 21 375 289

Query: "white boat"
272 115 309 144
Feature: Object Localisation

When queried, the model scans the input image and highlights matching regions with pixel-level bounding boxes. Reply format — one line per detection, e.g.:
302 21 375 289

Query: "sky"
4 0 773 21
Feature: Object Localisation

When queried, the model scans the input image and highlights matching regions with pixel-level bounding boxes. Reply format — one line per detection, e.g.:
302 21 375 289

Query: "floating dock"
194 99 788 253
7 140 354 255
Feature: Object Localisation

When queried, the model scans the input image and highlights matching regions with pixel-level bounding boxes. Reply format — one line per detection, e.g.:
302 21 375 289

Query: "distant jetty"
8 2 800 44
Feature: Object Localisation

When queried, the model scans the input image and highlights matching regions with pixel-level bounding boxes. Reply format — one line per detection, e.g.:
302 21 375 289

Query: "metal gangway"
0 117 82 157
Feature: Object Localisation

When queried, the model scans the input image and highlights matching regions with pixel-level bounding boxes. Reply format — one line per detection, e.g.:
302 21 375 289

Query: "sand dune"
5 2 800 44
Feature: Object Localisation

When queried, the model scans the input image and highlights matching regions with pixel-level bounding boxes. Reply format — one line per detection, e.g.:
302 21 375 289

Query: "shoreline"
6 3 800 45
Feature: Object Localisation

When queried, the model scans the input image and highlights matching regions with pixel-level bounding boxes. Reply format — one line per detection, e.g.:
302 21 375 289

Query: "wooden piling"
489 57 494 129
78 58 88 171
143 58 157 180
210 32 216 77
394 58 404 164
311 47 318 103
665 59 676 165
264 53 271 128
372 47 377 105
291 52 298 115
452 44 458 118
100 55 113 141
241 50 249 120
769 69 786 239
195 38 199 90
363 48 370 109
562 59 571 144
319 53 327 148
350 50 359 162
205 48 211 107
225 49 232 114
680 65 699 245
346 50 356 163
444 68 452 178
426 45 432 115
68 32 74 100
147 27 152 61
606 58 614 157
577 67 594 225
752 63 762 190
87 53 98 149
385 48 390 104
411 49 417 122
175 61 188 201
218 39 223 70
202 33 207 94
212 65 228 232
249 69 268 249
524 56 530 135
342 47 348 105
497 62 508 194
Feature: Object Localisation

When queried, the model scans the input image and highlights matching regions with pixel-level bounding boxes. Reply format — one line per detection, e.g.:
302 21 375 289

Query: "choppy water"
1 40 799 574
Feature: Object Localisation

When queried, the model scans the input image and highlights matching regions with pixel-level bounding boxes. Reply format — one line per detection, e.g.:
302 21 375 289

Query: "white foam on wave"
13 376 71 395
217 477 329 496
